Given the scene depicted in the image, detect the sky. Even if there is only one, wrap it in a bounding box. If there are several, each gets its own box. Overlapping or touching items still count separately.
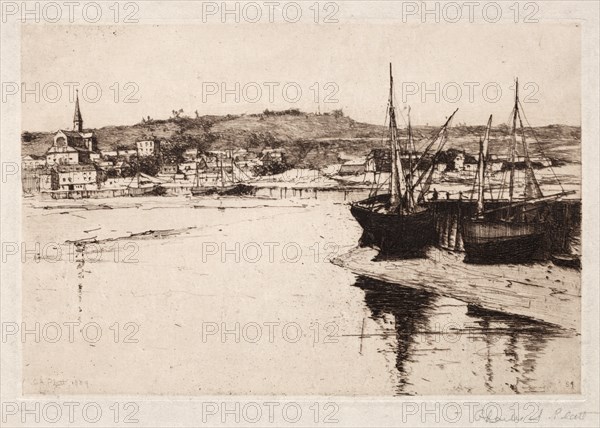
[20,21,581,131]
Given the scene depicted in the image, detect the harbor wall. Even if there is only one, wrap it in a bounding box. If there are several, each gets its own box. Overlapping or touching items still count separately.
[41,188,148,199]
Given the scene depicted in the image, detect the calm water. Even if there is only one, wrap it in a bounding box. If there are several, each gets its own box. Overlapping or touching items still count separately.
[22,192,579,395]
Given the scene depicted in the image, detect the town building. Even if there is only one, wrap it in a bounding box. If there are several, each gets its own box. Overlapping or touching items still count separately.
[46,144,80,165]
[101,150,118,158]
[260,148,285,162]
[50,164,98,191]
[117,149,137,159]
[365,149,392,173]
[180,161,198,175]
[21,154,46,170]
[435,163,447,173]
[452,153,465,170]
[338,160,366,176]
[463,159,478,172]
[136,140,160,157]
[183,148,198,160]
[159,164,178,175]
[46,91,98,166]
[39,172,52,190]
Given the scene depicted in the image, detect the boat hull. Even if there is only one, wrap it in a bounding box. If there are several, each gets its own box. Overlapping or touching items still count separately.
[350,196,435,256]
[462,219,546,264]
[191,184,256,197]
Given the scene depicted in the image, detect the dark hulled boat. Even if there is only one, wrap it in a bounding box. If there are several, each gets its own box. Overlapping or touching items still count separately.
[351,194,435,255]
[350,64,457,256]
[462,82,574,264]
[191,183,256,196]
[462,218,547,263]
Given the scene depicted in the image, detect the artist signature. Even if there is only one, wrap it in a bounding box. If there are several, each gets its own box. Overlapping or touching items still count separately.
[550,408,598,421]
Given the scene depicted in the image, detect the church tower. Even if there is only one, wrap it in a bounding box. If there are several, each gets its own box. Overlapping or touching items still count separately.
[73,90,83,132]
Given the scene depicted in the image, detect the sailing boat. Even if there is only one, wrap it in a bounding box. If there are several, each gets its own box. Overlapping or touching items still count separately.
[350,64,458,256]
[128,144,159,196]
[190,151,255,196]
[462,80,574,264]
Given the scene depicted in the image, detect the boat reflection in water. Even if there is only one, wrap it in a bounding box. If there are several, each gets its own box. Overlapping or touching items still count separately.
[352,275,578,395]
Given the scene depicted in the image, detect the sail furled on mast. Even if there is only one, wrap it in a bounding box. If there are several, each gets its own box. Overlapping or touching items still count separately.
[388,63,405,211]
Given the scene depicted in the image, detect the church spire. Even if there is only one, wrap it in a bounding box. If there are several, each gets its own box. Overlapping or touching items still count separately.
[73,90,83,132]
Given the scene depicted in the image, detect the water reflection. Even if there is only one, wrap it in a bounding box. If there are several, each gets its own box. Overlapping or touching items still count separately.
[353,275,436,395]
[352,275,577,395]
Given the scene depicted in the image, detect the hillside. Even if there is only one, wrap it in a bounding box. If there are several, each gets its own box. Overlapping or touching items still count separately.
[22,111,581,168]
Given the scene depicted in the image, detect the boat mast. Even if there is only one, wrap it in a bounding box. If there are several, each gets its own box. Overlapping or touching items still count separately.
[136,144,140,188]
[476,115,492,216]
[195,141,200,187]
[230,152,235,183]
[217,153,223,187]
[388,63,404,212]
[406,106,414,211]
[508,78,519,214]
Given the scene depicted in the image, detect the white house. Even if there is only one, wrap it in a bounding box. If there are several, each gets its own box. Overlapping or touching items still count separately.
[136,140,160,157]
[46,145,80,165]
[21,155,46,169]
[184,148,198,160]
[50,164,98,191]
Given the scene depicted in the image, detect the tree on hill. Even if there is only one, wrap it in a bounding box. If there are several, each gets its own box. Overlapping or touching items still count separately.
[332,109,344,119]
[244,131,280,150]
[126,155,160,177]
[252,156,291,176]
[21,131,35,142]
[162,137,192,167]
[262,108,302,117]
[171,109,184,119]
